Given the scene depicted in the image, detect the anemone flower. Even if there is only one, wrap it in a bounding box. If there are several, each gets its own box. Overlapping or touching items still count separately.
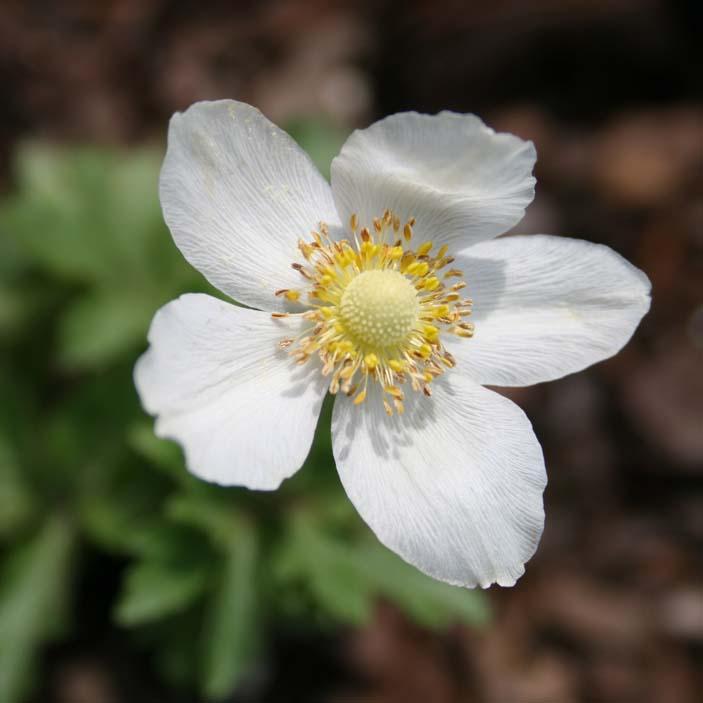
[135,101,650,588]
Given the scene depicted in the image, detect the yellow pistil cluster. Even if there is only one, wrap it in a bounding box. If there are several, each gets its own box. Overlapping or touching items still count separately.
[273,210,474,415]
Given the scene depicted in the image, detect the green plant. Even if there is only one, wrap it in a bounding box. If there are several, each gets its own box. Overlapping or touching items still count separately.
[0,124,489,702]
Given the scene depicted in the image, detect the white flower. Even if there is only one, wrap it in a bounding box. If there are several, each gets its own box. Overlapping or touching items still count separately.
[134,100,651,589]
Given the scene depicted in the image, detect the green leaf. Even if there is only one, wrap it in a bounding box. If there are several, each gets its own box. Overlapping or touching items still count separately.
[0,515,75,703]
[2,148,114,282]
[4,145,164,284]
[275,519,373,625]
[167,495,242,545]
[166,496,262,697]
[0,282,46,340]
[278,516,490,630]
[201,516,260,700]
[359,542,491,629]
[82,497,201,561]
[0,216,30,277]
[0,435,35,537]
[115,560,209,627]
[58,288,155,369]
[151,614,202,688]
[127,422,191,485]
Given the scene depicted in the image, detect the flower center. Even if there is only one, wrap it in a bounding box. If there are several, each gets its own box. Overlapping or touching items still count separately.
[272,210,474,416]
[339,270,419,350]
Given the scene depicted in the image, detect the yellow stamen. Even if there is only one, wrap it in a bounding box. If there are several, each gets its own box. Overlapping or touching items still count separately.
[417,241,433,256]
[275,209,473,409]
[364,353,379,371]
[389,359,406,373]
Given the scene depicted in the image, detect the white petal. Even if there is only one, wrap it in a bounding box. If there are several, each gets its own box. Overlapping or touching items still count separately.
[332,375,546,588]
[331,111,535,248]
[134,294,327,489]
[448,234,652,387]
[160,100,339,312]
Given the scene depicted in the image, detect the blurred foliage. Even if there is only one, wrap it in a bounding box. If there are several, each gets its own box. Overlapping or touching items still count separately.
[0,125,489,702]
